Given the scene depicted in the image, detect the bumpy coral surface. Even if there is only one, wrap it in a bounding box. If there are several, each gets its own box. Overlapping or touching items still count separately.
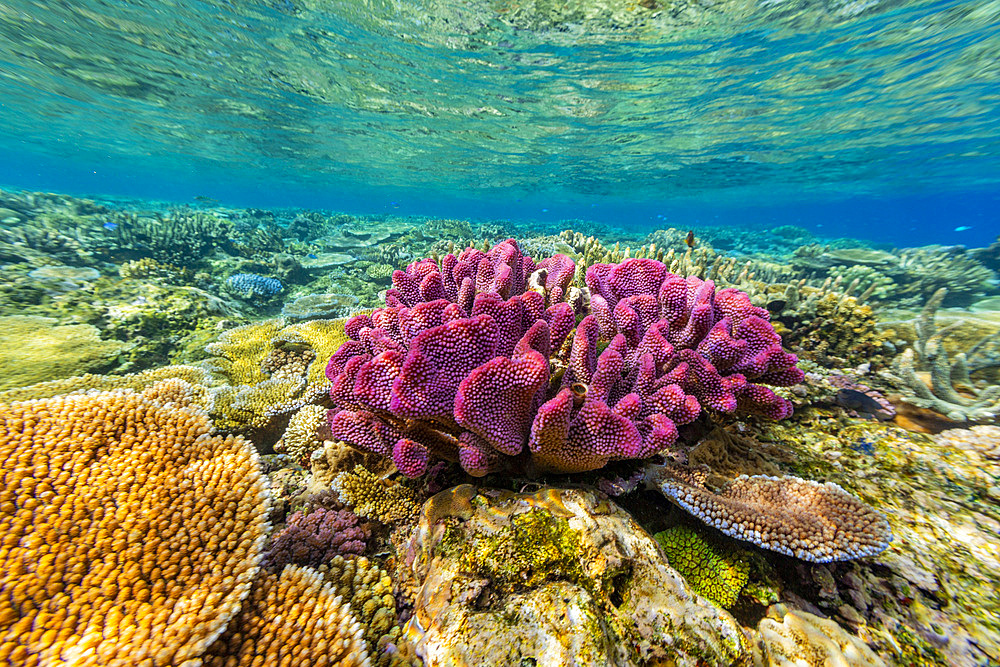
[653,526,749,608]
[645,464,892,562]
[326,241,802,476]
[264,507,369,569]
[319,555,421,667]
[0,380,270,666]
[333,465,420,524]
[203,564,371,667]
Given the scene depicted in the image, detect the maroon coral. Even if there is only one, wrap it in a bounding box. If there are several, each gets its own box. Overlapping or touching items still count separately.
[264,507,369,569]
[326,242,802,477]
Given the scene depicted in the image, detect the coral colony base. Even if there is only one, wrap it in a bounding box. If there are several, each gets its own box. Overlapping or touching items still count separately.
[2,191,1000,666]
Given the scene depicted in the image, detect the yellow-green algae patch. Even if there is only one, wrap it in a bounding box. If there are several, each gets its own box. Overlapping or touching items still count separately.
[0,315,129,389]
[757,410,997,665]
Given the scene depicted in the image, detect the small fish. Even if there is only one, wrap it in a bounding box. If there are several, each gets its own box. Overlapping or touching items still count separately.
[685,230,696,248]
[306,253,318,259]
[102,221,118,231]
[954,226,972,232]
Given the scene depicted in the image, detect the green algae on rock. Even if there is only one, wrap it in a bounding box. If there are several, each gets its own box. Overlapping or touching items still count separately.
[0,315,130,390]
[399,485,749,667]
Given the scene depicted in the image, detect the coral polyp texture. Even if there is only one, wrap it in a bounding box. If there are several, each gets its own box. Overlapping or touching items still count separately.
[645,464,892,562]
[326,240,803,476]
[0,379,270,667]
[653,526,750,609]
[203,564,372,667]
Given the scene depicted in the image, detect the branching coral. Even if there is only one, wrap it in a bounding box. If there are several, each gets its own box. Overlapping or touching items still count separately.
[203,565,371,667]
[274,403,328,463]
[332,466,420,524]
[0,380,270,666]
[644,464,892,562]
[886,288,1000,421]
[0,363,217,403]
[264,507,369,569]
[326,241,802,477]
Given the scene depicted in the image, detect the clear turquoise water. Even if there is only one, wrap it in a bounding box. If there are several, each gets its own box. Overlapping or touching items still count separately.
[1,0,998,244]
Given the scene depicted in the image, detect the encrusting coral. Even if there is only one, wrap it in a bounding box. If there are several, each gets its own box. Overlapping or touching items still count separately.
[332,466,420,524]
[653,525,750,609]
[326,239,803,477]
[0,379,270,666]
[319,555,421,667]
[203,564,372,667]
[644,464,892,562]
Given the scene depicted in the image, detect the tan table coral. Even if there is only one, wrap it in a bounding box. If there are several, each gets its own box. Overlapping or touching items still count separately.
[0,379,270,666]
[203,564,371,667]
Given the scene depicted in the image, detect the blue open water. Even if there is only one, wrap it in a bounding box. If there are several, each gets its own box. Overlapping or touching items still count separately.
[1,0,998,246]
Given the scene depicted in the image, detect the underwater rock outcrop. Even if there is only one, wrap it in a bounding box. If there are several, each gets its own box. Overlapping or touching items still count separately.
[399,485,748,666]
[326,240,803,477]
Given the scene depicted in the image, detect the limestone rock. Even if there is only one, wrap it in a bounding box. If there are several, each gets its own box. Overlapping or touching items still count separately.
[399,485,749,667]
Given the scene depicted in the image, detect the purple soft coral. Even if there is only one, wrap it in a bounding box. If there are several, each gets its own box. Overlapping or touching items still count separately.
[326,244,802,477]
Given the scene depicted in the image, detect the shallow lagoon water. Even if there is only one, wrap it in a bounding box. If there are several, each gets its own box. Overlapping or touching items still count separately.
[1,0,999,665]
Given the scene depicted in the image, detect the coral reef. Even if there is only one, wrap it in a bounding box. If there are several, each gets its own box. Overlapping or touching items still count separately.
[399,485,748,666]
[319,555,421,667]
[274,403,328,463]
[332,466,420,524]
[264,506,369,569]
[327,241,802,477]
[653,526,750,608]
[0,315,130,389]
[281,292,360,321]
[0,363,217,403]
[224,272,283,298]
[644,464,893,562]
[102,208,235,267]
[0,380,270,666]
[885,288,1000,421]
[203,564,371,667]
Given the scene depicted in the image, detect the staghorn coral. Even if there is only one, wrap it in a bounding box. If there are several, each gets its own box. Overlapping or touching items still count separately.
[0,315,130,390]
[886,288,1000,421]
[103,208,235,267]
[755,606,885,667]
[644,464,892,562]
[274,403,328,463]
[0,379,270,666]
[327,242,802,477]
[264,507,369,569]
[203,564,371,667]
[653,526,750,609]
[332,466,419,524]
[895,245,996,307]
[319,555,421,667]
